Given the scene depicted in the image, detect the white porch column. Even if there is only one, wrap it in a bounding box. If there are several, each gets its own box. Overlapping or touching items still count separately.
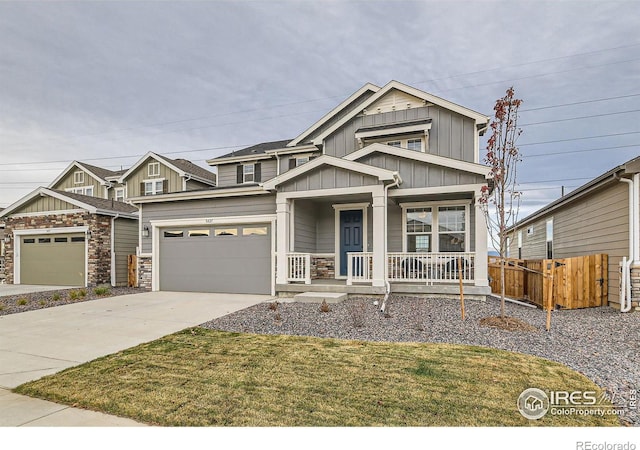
[474,196,489,287]
[276,195,291,285]
[372,185,386,287]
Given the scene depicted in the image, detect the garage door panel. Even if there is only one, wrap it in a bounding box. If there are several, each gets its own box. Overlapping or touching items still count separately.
[159,224,271,294]
[20,233,85,286]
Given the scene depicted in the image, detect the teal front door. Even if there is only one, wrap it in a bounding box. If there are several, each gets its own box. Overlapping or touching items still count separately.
[339,210,363,276]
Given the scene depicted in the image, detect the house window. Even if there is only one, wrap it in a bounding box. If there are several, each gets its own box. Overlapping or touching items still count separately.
[527,226,534,235]
[243,164,255,183]
[387,141,402,148]
[148,162,160,177]
[188,229,210,237]
[407,139,422,151]
[243,226,268,236]
[506,237,510,258]
[66,186,94,196]
[163,230,183,238]
[115,187,125,202]
[144,180,164,196]
[215,228,238,236]
[517,231,523,259]
[438,206,466,252]
[404,203,469,253]
[73,171,84,184]
[295,156,310,167]
[406,207,432,252]
[546,219,554,259]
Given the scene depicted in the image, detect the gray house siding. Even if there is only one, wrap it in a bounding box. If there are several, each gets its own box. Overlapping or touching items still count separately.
[141,194,276,253]
[114,218,138,286]
[324,106,476,162]
[186,179,213,191]
[510,181,630,305]
[358,153,485,189]
[279,166,380,192]
[294,200,317,253]
[216,160,277,187]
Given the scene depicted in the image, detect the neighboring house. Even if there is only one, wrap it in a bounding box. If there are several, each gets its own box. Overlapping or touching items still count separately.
[507,156,640,310]
[0,154,216,287]
[131,80,493,298]
[0,188,138,287]
[0,210,5,282]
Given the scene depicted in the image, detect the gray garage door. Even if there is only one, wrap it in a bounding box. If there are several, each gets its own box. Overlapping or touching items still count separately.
[20,233,85,286]
[159,224,271,294]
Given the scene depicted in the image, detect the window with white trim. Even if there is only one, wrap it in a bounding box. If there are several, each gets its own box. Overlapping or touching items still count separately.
[517,231,523,259]
[404,203,468,252]
[546,219,553,259]
[73,171,84,184]
[387,141,402,148]
[66,186,94,196]
[144,180,164,195]
[406,138,423,151]
[295,156,310,167]
[384,137,425,152]
[148,162,160,177]
[115,187,125,202]
[243,164,255,183]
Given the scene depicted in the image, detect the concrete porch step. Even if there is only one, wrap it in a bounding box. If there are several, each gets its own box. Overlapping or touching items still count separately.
[294,292,348,304]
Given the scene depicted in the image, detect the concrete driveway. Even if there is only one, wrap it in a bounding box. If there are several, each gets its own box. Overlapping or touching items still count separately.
[0,284,78,296]
[0,290,271,426]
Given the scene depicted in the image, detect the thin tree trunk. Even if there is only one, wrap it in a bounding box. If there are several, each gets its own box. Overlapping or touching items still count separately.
[500,257,506,318]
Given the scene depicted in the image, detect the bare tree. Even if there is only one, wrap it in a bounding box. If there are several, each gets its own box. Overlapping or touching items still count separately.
[478,87,523,318]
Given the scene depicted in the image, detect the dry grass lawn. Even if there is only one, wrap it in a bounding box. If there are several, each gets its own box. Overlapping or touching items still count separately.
[15,329,620,426]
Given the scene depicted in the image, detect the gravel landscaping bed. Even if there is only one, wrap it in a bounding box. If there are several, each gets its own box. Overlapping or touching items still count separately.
[203,295,640,426]
[0,286,144,316]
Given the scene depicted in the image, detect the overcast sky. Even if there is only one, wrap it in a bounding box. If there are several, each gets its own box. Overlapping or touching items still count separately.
[1,0,639,220]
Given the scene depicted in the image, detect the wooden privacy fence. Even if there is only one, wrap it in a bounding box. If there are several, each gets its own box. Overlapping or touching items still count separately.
[488,254,608,309]
[128,254,138,288]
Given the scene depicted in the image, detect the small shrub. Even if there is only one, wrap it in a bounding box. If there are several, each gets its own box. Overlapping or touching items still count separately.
[347,299,367,328]
[69,290,79,301]
[94,286,110,296]
[0,305,5,311]
[319,300,331,313]
[52,292,61,301]
[17,298,28,306]
[274,312,282,322]
[78,289,87,298]
[268,301,279,311]
[39,300,46,306]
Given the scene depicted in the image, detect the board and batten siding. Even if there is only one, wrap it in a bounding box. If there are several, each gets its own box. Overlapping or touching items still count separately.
[279,166,380,192]
[141,194,276,253]
[51,170,104,197]
[126,157,183,197]
[15,196,77,214]
[510,181,630,305]
[114,218,138,286]
[358,153,485,189]
[216,160,277,187]
[323,106,476,163]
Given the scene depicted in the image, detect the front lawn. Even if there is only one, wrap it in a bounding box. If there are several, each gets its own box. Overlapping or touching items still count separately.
[14,329,619,426]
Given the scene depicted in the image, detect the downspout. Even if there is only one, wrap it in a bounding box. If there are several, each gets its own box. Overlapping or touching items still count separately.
[380,172,402,313]
[274,152,281,176]
[110,214,120,287]
[618,175,633,312]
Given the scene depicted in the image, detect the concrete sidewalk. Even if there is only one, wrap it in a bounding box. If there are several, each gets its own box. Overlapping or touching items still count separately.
[0,291,271,426]
[0,284,78,296]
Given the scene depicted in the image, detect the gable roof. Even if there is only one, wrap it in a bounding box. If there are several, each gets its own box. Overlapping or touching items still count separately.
[262,154,398,190]
[307,80,490,146]
[507,155,640,231]
[345,143,491,177]
[288,82,381,147]
[118,152,216,186]
[0,187,138,219]
[214,140,292,160]
[48,161,119,188]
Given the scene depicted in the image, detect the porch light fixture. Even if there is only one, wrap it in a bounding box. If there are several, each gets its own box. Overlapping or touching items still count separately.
[87,230,92,240]
[142,226,150,238]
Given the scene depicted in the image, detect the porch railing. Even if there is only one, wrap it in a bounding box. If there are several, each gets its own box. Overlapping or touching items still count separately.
[346,252,373,285]
[388,252,475,284]
[286,252,311,284]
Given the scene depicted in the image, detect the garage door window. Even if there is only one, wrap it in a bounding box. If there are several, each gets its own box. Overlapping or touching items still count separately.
[188,229,210,237]
[164,230,184,238]
[71,236,85,242]
[215,228,237,236]
[38,238,51,243]
[24,238,35,244]
[55,237,68,243]
[243,226,268,236]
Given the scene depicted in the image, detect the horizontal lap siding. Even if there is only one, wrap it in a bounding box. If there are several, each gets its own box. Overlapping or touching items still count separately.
[114,218,138,286]
[141,194,276,253]
[216,160,277,187]
[294,201,317,253]
[316,203,335,253]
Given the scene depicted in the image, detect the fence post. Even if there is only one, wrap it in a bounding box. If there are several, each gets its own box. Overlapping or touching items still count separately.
[458,256,465,321]
[305,254,311,285]
[546,261,554,331]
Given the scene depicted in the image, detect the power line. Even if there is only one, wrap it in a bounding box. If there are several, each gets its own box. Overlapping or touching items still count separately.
[519,177,593,184]
[520,109,640,127]
[519,131,640,147]
[525,143,639,158]
[520,93,640,112]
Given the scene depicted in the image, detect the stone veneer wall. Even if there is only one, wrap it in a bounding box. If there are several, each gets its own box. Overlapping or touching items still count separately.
[311,255,335,279]
[4,212,111,286]
[629,265,640,310]
[138,256,152,290]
